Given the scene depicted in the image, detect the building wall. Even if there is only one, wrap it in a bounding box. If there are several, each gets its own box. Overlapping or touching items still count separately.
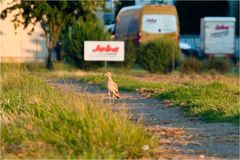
[0,0,47,63]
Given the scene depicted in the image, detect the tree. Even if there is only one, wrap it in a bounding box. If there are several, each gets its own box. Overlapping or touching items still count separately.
[1,0,104,69]
[115,0,135,19]
[61,17,110,70]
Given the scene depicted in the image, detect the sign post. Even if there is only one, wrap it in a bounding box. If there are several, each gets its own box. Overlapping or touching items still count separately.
[104,61,107,68]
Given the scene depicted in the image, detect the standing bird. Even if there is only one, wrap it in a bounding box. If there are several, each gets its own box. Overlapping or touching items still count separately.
[104,72,120,104]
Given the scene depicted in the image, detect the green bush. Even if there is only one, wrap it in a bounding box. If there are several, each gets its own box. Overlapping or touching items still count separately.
[207,58,232,73]
[112,40,137,69]
[180,57,204,74]
[138,39,180,73]
[62,17,110,70]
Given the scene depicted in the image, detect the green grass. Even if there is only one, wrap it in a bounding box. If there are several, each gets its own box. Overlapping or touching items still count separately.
[92,64,149,76]
[25,61,237,124]
[1,63,156,159]
[80,73,239,124]
[157,82,239,123]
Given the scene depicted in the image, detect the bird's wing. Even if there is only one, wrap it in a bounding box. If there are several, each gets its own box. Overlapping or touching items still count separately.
[109,81,120,98]
[112,81,118,92]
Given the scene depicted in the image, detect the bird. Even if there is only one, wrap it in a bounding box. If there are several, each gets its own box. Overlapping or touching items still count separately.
[104,72,120,104]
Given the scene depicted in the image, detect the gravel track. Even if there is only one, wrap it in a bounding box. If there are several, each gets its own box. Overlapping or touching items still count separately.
[49,79,239,159]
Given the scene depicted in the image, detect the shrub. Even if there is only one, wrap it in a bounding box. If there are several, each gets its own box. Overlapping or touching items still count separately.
[179,57,204,74]
[138,39,180,73]
[112,40,137,69]
[62,17,110,70]
[207,58,232,73]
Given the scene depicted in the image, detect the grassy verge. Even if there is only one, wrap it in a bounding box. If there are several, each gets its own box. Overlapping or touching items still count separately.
[1,63,156,159]
[80,73,239,124]
[19,62,238,124]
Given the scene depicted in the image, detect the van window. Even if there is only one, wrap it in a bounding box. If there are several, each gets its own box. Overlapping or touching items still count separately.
[142,14,177,34]
[128,16,139,34]
[117,15,139,36]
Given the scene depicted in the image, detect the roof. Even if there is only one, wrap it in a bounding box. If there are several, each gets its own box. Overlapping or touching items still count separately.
[118,4,176,15]
[119,5,144,13]
[202,17,236,22]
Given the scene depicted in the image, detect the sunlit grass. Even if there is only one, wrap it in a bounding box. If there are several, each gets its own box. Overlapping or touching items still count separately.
[93,64,149,75]
[157,81,239,123]
[1,63,156,159]
[80,73,239,124]
[15,62,238,124]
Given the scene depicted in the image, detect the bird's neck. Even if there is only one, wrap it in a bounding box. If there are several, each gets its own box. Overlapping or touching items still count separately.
[107,77,113,81]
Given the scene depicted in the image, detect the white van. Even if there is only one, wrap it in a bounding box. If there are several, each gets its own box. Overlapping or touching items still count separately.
[115,5,179,44]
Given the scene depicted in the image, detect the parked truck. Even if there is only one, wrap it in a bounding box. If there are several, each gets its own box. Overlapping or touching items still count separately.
[200,17,236,58]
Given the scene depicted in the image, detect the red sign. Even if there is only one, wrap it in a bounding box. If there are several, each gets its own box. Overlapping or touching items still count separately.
[84,41,124,61]
[92,45,119,53]
[215,25,229,30]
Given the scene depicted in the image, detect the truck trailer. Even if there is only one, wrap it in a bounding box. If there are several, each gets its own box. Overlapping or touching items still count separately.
[200,17,236,58]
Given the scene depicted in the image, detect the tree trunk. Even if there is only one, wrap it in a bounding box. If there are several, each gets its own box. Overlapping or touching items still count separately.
[46,48,54,70]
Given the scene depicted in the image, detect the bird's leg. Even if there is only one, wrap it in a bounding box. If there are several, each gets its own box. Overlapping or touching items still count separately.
[113,95,115,104]
[108,90,111,104]
[111,93,113,104]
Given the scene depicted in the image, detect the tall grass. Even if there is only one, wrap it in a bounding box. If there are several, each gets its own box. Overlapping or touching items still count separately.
[80,73,239,124]
[1,63,155,159]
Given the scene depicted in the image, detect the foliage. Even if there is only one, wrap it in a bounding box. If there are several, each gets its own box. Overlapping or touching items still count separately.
[62,17,110,70]
[1,1,104,69]
[122,40,137,68]
[179,57,204,74]
[111,40,137,69]
[138,39,180,73]
[207,58,232,73]
[1,64,155,158]
[115,0,135,19]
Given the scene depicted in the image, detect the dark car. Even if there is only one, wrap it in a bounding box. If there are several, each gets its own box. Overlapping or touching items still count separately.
[179,42,202,58]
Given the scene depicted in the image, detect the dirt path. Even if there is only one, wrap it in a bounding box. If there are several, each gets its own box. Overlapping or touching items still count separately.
[49,79,239,159]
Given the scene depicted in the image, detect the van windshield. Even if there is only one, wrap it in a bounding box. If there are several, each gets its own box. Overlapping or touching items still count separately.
[116,9,140,36]
[142,14,177,34]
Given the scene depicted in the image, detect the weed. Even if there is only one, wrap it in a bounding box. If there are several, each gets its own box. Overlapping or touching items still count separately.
[180,57,204,74]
